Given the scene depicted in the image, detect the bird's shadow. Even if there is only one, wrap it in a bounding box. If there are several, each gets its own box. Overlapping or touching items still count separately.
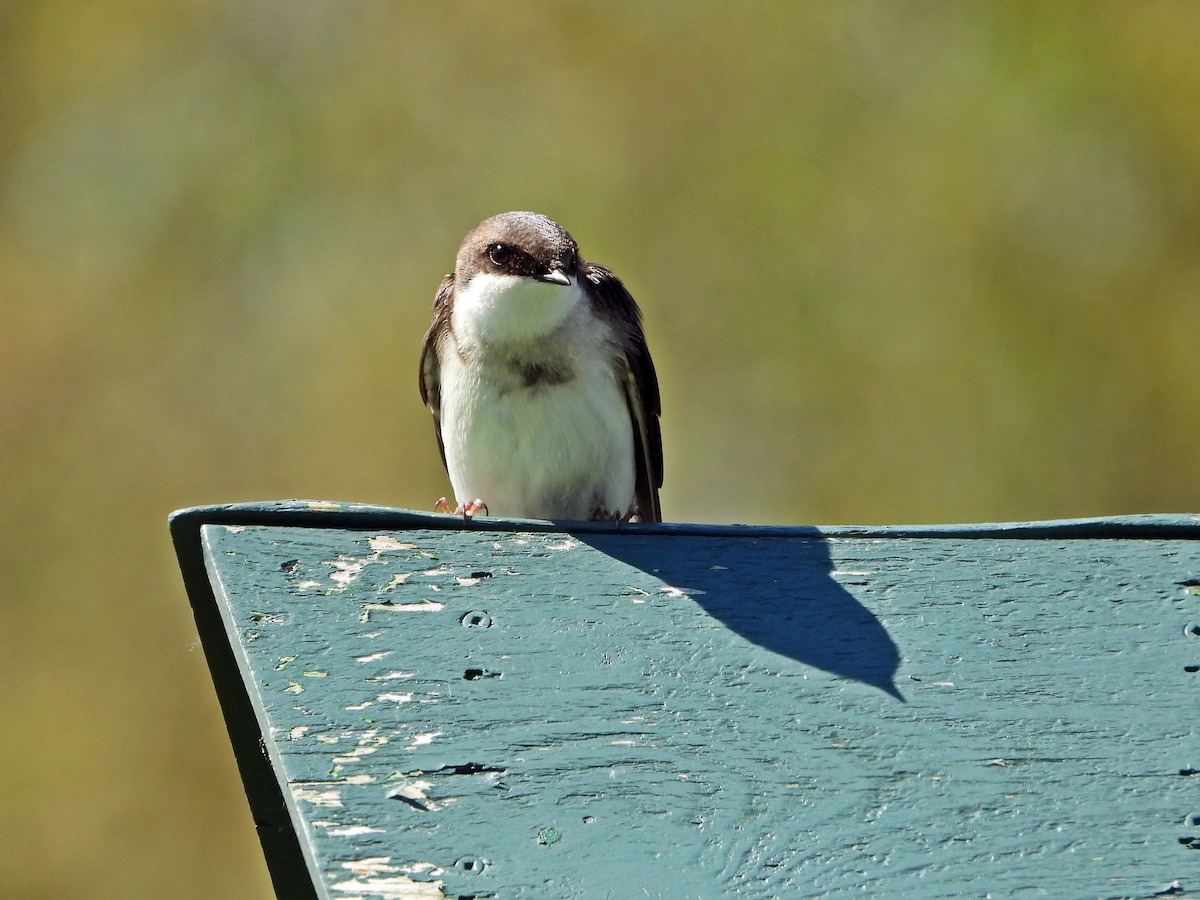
[572,528,904,701]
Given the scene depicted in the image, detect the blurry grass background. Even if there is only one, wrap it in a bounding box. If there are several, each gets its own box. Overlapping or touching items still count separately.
[2,2,1199,896]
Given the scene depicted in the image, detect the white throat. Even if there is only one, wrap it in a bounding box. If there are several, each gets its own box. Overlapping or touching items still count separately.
[451,272,581,350]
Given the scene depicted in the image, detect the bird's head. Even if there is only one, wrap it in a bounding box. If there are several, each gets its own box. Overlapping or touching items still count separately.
[451,211,584,347]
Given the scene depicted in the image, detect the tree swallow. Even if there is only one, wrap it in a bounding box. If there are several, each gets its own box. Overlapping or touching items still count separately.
[419,211,663,522]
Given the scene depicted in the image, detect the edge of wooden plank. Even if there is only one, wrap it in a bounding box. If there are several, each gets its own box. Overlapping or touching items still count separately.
[169,510,324,900]
[170,499,1200,540]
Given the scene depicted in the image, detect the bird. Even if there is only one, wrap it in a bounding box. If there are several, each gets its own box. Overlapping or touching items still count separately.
[419,211,662,522]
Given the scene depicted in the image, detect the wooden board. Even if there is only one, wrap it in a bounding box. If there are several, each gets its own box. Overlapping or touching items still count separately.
[170,503,1200,898]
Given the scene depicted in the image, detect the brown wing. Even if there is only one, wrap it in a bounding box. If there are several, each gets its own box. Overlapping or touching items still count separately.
[582,264,663,522]
[418,274,456,472]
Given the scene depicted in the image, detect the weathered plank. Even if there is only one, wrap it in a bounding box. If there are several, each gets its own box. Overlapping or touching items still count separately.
[171,503,1200,898]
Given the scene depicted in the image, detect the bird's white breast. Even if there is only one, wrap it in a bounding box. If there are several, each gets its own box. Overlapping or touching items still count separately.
[437,278,636,519]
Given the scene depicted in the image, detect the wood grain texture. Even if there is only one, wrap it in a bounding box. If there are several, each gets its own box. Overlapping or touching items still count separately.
[172,504,1200,899]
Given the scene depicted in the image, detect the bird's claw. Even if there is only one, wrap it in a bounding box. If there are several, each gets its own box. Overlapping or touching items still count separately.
[589,504,642,526]
[435,497,488,523]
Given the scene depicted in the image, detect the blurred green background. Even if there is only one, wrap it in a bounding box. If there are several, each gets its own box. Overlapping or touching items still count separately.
[2,2,1198,896]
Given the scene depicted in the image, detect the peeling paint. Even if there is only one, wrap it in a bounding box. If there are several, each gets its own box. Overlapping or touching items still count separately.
[355,651,392,663]
[659,584,703,598]
[330,858,447,898]
[293,787,343,808]
[363,601,445,612]
[326,825,385,837]
[342,857,395,875]
[388,779,436,809]
[329,873,445,898]
[326,555,373,589]
[333,746,380,764]
[405,731,442,750]
[369,536,416,552]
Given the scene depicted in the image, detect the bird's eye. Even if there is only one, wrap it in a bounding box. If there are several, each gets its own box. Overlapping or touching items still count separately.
[487,244,513,266]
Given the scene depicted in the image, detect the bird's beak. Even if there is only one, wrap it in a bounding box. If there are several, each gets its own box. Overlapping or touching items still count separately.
[539,269,571,286]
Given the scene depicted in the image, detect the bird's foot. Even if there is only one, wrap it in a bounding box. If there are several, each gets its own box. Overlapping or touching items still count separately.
[435,497,488,523]
[589,505,643,526]
[460,498,488,518]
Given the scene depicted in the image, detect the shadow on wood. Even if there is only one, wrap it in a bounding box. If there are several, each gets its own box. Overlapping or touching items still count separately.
[577,531,905,700]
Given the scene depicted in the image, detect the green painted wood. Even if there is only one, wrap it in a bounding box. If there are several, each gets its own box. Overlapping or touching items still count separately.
[170,503,1200,898]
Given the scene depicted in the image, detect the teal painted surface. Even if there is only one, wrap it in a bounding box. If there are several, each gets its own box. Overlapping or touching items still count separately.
[173,504,1200,898]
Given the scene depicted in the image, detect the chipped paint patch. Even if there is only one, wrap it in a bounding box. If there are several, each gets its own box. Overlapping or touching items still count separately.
[546,538,579,551]
[406,731,442,750]
[369,535,416,552]
[659,584,704,598]
[289,726,310,741]
[223,524,247,533]
[355,651,393,663]
[331,858,447,898]
[330,730,390,765]
[307,501,342,510]
[333,745,380,764]
[293,787,343,808]
[343,856,395,875]
[383,573,412,590]
[326,824,385,837]
[378,692,414,704]
[400,863,443,876]
[322,534,422,593]
[388,779,437,809]
[330,873,446,898]
[363,600,445,612]
[327,554,372,588]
